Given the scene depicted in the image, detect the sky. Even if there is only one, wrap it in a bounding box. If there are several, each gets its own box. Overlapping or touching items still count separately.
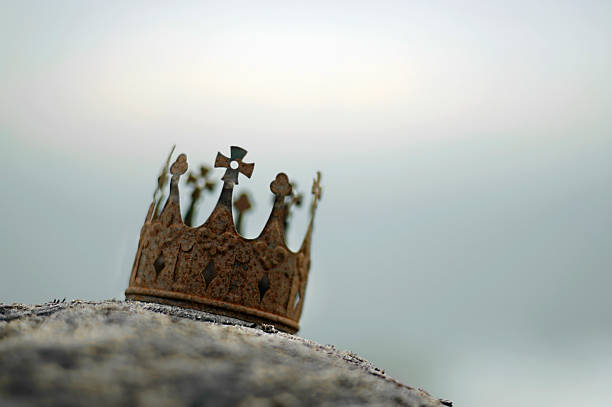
[1,1,611,406]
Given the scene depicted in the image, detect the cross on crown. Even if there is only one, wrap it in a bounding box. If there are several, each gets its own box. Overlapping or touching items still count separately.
[311,171,322,213]
[215,146,255,185]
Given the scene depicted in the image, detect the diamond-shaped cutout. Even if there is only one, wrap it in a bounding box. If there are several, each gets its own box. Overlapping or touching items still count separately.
[258,273,270,302]
[294,291,301,309]
[201,261,217,289]
[153,254,165,276]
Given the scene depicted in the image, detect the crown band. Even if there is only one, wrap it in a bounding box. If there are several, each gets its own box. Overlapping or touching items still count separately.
[125,287,300,332]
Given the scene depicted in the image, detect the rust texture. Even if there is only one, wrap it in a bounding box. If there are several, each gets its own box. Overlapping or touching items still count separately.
[126,146,322,333]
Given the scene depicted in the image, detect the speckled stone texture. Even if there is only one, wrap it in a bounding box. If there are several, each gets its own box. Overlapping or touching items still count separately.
[0,300,451,407]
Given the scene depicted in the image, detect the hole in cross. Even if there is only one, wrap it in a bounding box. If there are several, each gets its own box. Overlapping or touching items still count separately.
[230,160,239,169]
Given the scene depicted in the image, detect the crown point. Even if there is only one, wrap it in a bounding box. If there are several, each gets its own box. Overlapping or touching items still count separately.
[234,193,252,213]
[215,146,254,186]
[170,154,188,175]
[311,172,322,210]
[270,173,292,197]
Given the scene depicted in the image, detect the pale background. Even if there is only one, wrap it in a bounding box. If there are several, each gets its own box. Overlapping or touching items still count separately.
[1,1,611,406]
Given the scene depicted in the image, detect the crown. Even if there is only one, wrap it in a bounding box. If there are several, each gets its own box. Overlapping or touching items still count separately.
[125,146,322,333]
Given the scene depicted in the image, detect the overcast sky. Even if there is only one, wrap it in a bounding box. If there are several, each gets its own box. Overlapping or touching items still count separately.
[2,2,611,406]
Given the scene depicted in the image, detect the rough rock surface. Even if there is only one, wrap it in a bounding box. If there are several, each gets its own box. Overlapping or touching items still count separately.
[0,300,451,407]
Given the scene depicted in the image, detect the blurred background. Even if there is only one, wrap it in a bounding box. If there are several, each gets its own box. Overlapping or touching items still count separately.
[1,1,611,406]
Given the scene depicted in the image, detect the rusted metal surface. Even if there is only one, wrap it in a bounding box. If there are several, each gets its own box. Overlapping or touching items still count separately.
[126,146,322,333]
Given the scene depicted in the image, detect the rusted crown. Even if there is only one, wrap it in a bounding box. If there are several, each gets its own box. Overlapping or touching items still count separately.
[125,146,322,333]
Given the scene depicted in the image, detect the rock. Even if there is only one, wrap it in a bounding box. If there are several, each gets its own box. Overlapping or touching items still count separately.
[0,300,451,407]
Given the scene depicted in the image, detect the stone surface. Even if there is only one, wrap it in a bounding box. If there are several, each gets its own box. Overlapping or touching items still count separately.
[0,300,451,406]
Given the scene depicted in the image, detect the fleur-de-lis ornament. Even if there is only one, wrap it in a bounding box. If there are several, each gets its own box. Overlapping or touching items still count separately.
[153,145,176,218]
[311,171,322,215]
[284,181,304,233]
[184,165,218,226]
[233,192,253,234]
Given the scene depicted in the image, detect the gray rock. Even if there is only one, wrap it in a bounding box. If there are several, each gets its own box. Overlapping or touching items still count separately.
[0,300,451,407]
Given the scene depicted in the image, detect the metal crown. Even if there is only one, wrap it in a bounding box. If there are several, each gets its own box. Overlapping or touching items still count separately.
[125,146,322,333]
